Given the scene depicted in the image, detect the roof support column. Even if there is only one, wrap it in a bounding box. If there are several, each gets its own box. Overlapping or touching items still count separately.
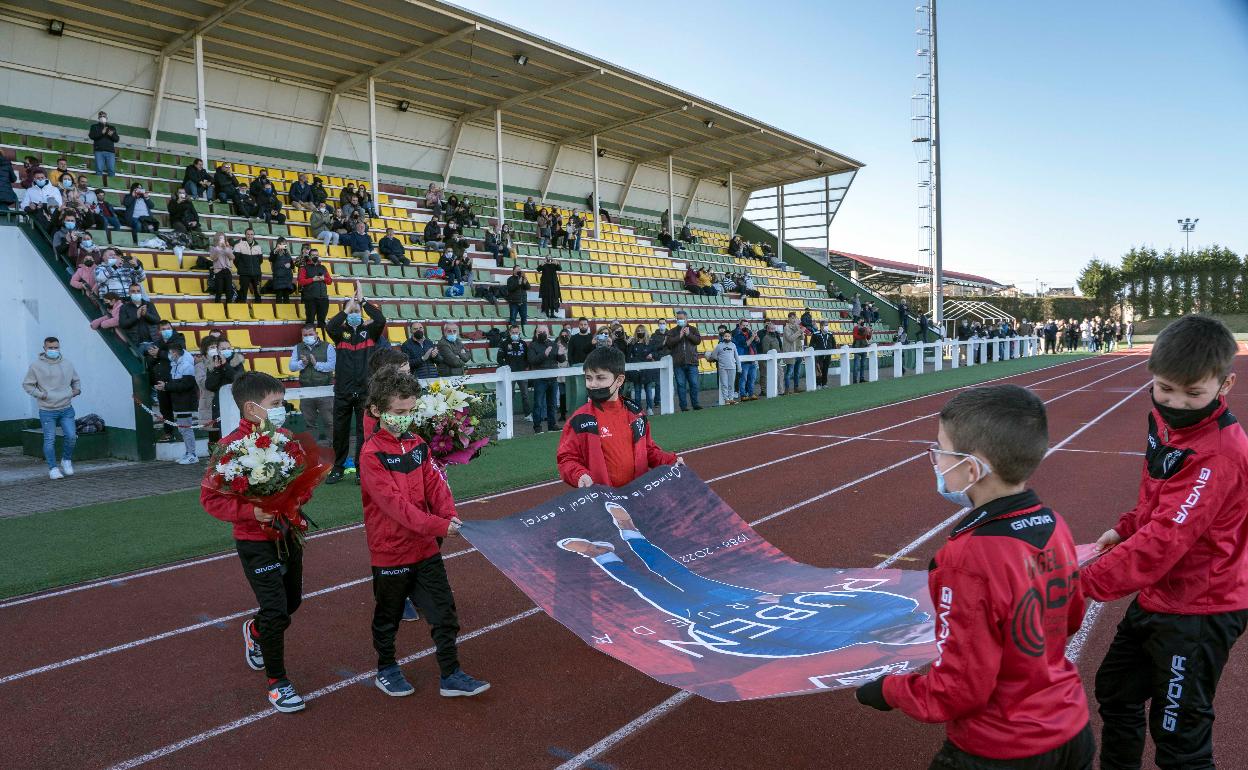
[314,93,339,171]
[591,133,600,240]
[617,162,639,215]
[367,77,379,202]
[538,144,562,202]
[193,35,208,165]
[727,170,734,234]
[441,118,465,185]
[776,184,785,258]
[494,108,505,233]
[146,55,170,148]
[666,155,674,234]
[680,176,700,225]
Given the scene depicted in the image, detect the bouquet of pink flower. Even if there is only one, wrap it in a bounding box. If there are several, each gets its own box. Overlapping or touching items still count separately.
[411,380,498,468]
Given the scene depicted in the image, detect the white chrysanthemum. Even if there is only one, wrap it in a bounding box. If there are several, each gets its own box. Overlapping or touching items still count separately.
[250,464,274,484]
[215,462,233,477]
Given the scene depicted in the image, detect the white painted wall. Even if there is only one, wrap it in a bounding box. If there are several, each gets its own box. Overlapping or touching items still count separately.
[0,18,732,225]
[0,229,136,432]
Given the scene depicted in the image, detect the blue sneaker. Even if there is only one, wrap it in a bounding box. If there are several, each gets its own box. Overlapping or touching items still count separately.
[402,598,420,622]
[439,669,490,697]
[375,664,415,697]
[267,678,306,713]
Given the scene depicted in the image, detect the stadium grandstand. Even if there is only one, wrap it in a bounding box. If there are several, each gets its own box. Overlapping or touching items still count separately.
[0,0,904,459]
[824,249,1007,296]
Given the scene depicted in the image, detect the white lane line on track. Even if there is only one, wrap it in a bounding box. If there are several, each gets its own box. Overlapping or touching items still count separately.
[104,607,543,770]
[772,434,1144,458]
[1,356,1121,610]
[0,359,1144,686]
[552,372,1153,770]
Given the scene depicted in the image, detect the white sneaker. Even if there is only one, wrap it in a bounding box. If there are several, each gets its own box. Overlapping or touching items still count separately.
[48,467,64,480]
[177,454,198,465]
[61,459,75,476]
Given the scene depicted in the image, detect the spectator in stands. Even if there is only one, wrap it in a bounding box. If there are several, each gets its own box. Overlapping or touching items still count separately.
[758,321,782,394]
[800,309,816,335]
[269,238,296,304]
[71,252,99,296]
[484,222,512,268]
[311,202,339,248]
[93,248,126,297]
[552,211,569,249]
[120,283,161,354]
[659,227,683,253]
[356,183,377,218]
[697,268,717,296]
[288,323,335,444]
[285,173,313,211]
[121,183,159,242]
[425,182,444,216]
[423,217,445,253]
[88,111,119,183]
[740,271,760,299]
[567,317,595,366]
[496,324,530,416]
[341,194,367,225]
[310,176,328,207]
[255,178,286,225]
[297,249,332,330]
[167,187,202,237]
[183,158,213,200]
[679,223,696,244]
[23,337,81,479]
[156,342,200,464]
[156,319,185,354]
[213,163,243,212]
[506,266,531,331]
[0,152,17,211]
[18,156,44,189]
[660,209,671,233]
[710,330,740,405]
[248,171,271,202]
[898,299,909,334]
[665,310,702,411]
[203,336,244,445]
[61,174,99,230]
[233,228,264,303]
[435,322,470,377]
[325,285,385,483]
[781,312,807,394]
[90,293,124,339]
[536,208,552,249]
[21,169,61,230]
[115,251,148,300]
[851,293,862,319]
[526,324,564,433]
[523,197,538,221]
[93,188,121,237]
[683,266,702,295]
[444,192,460,216]
[624,326,656,415]
[209,233,236,304]
[811,320,836,387]
[401,322,438,379]
[377,227,411,266]
[50,211,80,261]
[733,321,760,400]
[67,230,100,269]
[851,318,872,383]
[533,256,559,319]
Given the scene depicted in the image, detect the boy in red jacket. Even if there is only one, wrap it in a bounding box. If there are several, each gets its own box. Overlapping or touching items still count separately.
[1083,315,1246,770]
[360,370,489,698]
[200,371,310,714]
[856,384,1094,769]
[557,346,682,488]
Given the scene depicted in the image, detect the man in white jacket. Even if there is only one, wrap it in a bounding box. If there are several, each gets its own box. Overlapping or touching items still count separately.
[21,170,63,232]
[22,337,81,479]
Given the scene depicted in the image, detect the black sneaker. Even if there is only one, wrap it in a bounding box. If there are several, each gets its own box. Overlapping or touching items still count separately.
[533,426,543,434]
[267,679,306,713]
[692,405,702,411]
[325,468,344,485]
[243,619,264,671]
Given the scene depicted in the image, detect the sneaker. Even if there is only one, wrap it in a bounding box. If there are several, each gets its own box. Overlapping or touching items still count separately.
[402,598,420,622]
[646,408,654,417]
[533,426,543,434]
[375,665,415,697]
[177,454,198,465]
[325,468,344,485]
[48,467,64,480]
[243,619,264,671]
[439,669,490,697]
[692,404,703,411]
[60,459,75,476]
[267,678,306,713]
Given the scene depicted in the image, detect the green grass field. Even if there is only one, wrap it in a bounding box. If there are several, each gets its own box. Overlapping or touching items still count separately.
[1135,314,1248,335]
[0,354,1093,598]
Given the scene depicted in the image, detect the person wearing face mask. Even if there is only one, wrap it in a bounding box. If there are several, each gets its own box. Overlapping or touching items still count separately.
[505,267,531,332]
[21,171,62,231]
[122,183,159,241]
[325,284,387,484]
[268,238,296,304]
[400,322,438,380]
[1079,316,1248,770]
[70,254,99,297]
[92,249,126,297]
[567,317,595,366]
[153,342,200,464]
[201,371,320,715]
[296,249,332,330]
[556,346,681,489]
[626,325,658,416]
[203,336,245,444]
[167,187,202,238]
[0,150,17,211]
[757,321,783,396]
[496,324,530,417]
[213,163,243,212]
[118,283,161,354]
[51,212,81,261]
[851,317,873,384]
[810,320,837,387]
[233,228,265,303]
[88,110,119,183]
[23,337,82,480]
[664,310,703,411]
[155,320,186,354]
[855,385,1094,770]
[733,321,761,401]
[288,323,336,445]
[435,322,470,378]
[710,331,740,405]
[525,324,565,433]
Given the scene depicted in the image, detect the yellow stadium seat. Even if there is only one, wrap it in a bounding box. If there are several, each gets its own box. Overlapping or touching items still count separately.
[250,304,277,321]
[274,302,302,321]
[252,357,281,377]
[172,303,202,322]
[224,304,251,321]
[153,302,173,319]
[201,303,229,322]
[150,277,179,295]
[226,329,252,348]
[154,254,180,271]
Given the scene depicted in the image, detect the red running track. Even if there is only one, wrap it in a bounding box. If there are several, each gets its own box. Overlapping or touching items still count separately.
[5,353,1246,770]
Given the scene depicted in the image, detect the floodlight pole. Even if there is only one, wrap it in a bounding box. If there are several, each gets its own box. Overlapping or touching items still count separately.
[194,34,209,165]
[1178,217,1198,252]
[930,0,945,326]
[727,170,735,234]
[591,134,601,239]
[495,109,505,232]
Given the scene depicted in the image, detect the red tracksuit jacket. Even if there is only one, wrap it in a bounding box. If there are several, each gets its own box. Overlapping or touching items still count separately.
[359,427,457,566]
[1083,399,1248,613]
[556,398,676,487]
[201,419,311,542]
[882,490,1089,760]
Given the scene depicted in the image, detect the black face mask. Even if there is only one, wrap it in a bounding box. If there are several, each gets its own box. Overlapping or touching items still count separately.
[1152,390,1222,430]
[587,384,616,404]
[535,333,548,343]
[411,331,424,341]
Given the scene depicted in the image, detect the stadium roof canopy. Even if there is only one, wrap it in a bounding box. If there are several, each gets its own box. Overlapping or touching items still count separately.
[827,249,1005,291]
[13,0,863,192]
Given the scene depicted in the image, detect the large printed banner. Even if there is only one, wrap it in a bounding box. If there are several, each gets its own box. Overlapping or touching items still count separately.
[460,465,939,702]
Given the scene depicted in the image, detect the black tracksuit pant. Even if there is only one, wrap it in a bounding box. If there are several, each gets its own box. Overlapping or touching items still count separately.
[303,297,329,330]
[331,390,366,470]
[237,273,262,303]
[236,533,304,680]
[928,724,1094,769]
[371,554,461,676]
[1096,599,1248,770]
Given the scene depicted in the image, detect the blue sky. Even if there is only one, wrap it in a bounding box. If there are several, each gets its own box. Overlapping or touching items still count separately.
[465,0,1248,290]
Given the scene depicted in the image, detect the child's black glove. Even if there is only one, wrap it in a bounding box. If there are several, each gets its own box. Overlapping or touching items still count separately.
[855,677,892,711]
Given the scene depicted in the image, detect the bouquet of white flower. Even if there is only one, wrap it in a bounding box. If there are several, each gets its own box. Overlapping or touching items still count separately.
[412,379,498,467]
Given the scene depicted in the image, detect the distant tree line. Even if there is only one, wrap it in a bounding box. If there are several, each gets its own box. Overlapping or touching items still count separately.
[1077,245,1242,318]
